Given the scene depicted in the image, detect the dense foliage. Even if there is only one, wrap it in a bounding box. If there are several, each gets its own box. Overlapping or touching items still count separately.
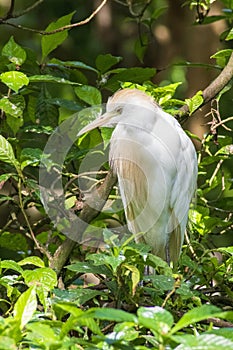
[0,0,233,349]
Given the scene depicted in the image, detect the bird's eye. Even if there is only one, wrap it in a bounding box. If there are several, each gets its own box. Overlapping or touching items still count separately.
[115,107,123,114]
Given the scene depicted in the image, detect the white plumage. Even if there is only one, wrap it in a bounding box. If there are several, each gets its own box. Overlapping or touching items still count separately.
[78,89,198,262]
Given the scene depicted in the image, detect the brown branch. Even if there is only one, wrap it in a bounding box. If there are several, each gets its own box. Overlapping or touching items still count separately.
[49,170,117,275]
[178,52,233,118]
[0,0,108,35]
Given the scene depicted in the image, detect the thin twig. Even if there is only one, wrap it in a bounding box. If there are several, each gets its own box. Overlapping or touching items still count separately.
[209,159,224,187]
[0,0,108,35]
[13,0,44,19]
[211,116,233,131]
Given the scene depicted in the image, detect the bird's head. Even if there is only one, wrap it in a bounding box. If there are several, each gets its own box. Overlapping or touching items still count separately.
[77,88,158,137]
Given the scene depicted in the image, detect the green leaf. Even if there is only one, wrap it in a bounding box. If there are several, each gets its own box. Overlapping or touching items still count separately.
[75,85,102,105]
[20,148,43,169]
[211,49,233,60]
[138,307,173,335]
[122,263,140,294]
[0,336,17,350]
[134,34,149,63]
[105,67,156,91]
[217,247,233,256]
[85,307,137,323]
[66,261,111,276]
[29,74,81,85]
[13,286,37,328]
[170,305,222,334]
[0,71,29,93]
[0,232,27,254]
[53,288,104,305]
[18,256,45,268]
[185,90,203,114]
[0,260,23,274]
[87,252,125,273]
[95,54,122,74]
[0,97,23,118]
[0,135,20,170]
[174,334,233,350]
[41,12,75,60]
[226,28,233,41]
[211,49,233,67]
[2,36,27,65]
[22,268,57,291]
[49,58,98,73]
[145,275,175,291]
[26,323,58,345]
[48,98,82,111]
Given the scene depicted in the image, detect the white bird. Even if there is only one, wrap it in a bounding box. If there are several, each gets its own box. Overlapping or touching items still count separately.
[78,89,198,263]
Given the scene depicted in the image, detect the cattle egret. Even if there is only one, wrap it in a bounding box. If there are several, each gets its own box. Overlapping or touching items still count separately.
[78,89,197,263]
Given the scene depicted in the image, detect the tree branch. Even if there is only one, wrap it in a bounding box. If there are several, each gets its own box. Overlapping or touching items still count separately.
[179,52,233,118]
[49,170,117,275]
[0,0,108,35]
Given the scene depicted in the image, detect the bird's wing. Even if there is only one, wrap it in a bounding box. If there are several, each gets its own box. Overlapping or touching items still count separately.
[167,120,198,260]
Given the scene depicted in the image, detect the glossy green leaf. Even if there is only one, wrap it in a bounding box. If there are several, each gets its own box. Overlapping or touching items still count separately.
[41,12,75,60]
[75,85,102,105]
[0,97,22,118]
[113,322,139,341]
[0,71,29,92]
[2,36,27,65]
[0,336,17,349]
[20,148,43,169]
[146,275,175,291]
[22,268,57,291]
[53,288,104,305]
[13,286,37,328]
[29,74,81,85]
[0,135,20,170]
[226,28,233,41]
[49,58,98,73]
[85,307,137,323]
[26,323,58,344]
[87,252,125,273]
[138,307,173,335]
[0,260,23,274]
[174,334,233,350]
[95,54,122,74]
[18,256,45,268]
[185,90,203,114]
[66,261,111,276]
[170,305,222,334]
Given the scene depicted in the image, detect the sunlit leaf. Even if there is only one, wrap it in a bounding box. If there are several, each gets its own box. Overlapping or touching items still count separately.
[138,306,173,335]
[170,305,222,334]
[13,286,37,328]
[0,71,29,92]
[2,36,27,65]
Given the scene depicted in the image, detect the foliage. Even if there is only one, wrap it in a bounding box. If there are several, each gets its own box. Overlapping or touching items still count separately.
[0,0,232,349]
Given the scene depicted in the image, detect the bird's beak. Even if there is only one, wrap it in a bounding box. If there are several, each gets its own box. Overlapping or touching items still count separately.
[77,111,117,137]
